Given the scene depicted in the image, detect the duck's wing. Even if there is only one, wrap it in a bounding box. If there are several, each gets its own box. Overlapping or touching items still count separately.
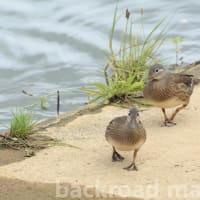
[106,116,127,133]
[169,74,194,102]
[172,74,193,88]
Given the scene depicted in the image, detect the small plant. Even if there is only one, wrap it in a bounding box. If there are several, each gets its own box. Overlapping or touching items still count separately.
[84,7,168,104]
[22,90,49,110]
[170,36,184,66]
[40,96,48,110]
[10,108,36,139]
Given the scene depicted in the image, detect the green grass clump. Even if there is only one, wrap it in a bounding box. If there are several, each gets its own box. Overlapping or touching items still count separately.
[84,7,168,104]
[10,108,36,139]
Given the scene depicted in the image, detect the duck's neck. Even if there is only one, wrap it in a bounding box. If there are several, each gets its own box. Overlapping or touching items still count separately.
[126,118,137,129]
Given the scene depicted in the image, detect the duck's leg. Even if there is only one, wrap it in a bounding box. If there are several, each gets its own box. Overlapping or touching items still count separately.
[124,149,138,171]
[161,108,176,127]
[169,104,187,121]
[112,147,124,162]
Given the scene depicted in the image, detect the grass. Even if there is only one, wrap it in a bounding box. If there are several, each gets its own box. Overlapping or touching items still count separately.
[84,7,169,104]
[10,108,36,139]
[170,36,185,67]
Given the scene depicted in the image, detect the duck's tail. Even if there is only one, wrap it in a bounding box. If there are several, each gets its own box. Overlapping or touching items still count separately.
[194,78,200,85]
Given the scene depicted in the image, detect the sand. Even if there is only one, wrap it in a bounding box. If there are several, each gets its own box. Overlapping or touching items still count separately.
[0,85,200,199]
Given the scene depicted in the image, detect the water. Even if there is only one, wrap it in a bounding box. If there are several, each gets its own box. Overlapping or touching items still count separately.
[0,0,200,130]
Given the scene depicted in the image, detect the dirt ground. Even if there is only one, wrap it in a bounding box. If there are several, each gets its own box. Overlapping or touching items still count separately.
[0,86,200,199]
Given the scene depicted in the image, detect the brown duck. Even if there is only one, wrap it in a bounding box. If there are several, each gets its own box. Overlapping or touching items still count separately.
[105,108,146,171]
[144,64,195,126]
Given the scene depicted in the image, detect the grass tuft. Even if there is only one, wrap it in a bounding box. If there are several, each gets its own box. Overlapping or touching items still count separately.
[10,108,36,139]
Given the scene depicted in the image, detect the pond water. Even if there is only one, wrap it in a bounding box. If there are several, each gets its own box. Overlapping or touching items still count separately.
[0,0,200,130]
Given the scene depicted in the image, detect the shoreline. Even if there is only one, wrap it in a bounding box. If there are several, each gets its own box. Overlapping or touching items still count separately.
[0,84,200,199]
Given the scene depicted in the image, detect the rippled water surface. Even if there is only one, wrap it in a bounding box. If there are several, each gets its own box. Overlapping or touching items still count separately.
[0,0,200,130]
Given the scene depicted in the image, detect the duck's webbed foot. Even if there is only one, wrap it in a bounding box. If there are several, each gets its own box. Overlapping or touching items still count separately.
[161,108,176,127]
[162,120,176,127]
[123,163,138,171]
[112,150,124,162]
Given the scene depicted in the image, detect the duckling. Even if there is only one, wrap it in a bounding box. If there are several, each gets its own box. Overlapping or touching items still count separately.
[144,64,194,126]
[105,108,146,171]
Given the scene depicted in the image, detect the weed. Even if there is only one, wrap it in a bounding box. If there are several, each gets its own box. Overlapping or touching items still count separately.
[10,108,36,139]
[84,7,168,104]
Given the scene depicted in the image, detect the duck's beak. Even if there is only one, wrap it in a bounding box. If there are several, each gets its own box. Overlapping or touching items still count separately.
[145,77,154,83]
[148,76,155,81]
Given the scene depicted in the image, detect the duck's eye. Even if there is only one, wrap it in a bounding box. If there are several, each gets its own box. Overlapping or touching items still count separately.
[155,68,159,73]
[137,113,139,117]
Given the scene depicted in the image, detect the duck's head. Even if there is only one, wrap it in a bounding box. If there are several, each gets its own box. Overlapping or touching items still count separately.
[148,64,166,81]
[127,108,141,128]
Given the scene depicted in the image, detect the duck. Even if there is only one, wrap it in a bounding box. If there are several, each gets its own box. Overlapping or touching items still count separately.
[105,108,146,171]
[143,64,194,126]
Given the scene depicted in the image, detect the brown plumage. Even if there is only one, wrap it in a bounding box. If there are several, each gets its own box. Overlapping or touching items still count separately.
[144,64,194,126]
[105,108,146,171]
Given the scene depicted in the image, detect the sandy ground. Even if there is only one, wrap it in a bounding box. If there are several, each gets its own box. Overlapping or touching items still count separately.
[0,86,200,199]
